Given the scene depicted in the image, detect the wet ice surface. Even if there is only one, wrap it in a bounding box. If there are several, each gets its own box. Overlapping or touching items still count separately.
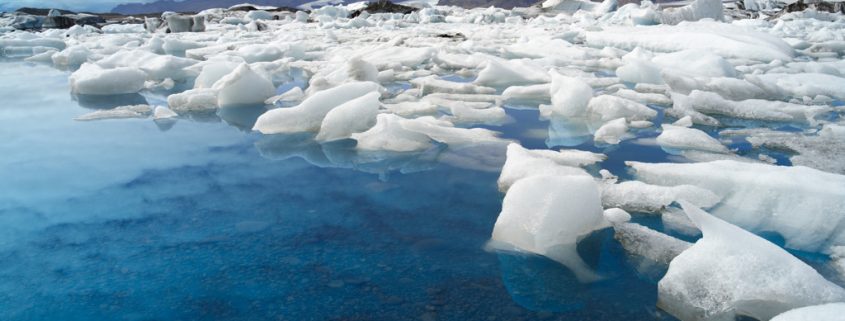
[0,62,680,321]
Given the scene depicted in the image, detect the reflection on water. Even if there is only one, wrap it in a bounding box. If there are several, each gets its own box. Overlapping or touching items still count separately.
[73,93,149,109]
[0,61,684,321]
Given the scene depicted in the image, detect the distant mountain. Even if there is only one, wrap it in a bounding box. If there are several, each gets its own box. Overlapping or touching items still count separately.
[111,0,310,15]
[112,0,541,15]
[439,0,538,9]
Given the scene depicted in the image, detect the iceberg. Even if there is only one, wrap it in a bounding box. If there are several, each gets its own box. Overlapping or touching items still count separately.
[540,72,593,118]
[629,160,845,252]
[474,59,549,87]
[213,63,277,107]
[586,95,657,122]
[593,118,628,145]
[74,105,152,121]
[656,124,729,154]
[771,303,845,321]
[658,201,845,321]
[658,0,723,25]
[254,82,380,134]
[69,63,146,96]
[497,143,597,192]
[351,114,436,152]
[601,180,721,213]
[491,175,607,282]
[315,92,380,142]
[167,88,218,113]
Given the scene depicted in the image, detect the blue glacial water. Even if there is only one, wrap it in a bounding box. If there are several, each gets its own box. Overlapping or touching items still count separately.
[1,61,836,321]
[0,61,679,321]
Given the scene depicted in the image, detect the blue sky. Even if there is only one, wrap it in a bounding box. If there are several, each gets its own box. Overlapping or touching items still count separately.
[0,0,155,12]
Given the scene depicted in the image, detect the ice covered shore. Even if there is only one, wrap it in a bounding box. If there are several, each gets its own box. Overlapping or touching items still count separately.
[2,0,845,320]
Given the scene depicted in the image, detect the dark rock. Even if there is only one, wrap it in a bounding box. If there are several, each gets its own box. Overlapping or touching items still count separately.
[816,0,845,13]
[436,32,466,40]
[15,7,76,16]
[228,4,261,11]
[111,0,314,15]
[770,0,845,19]
[74,15,106,26]
[43,16,76,29]
[11,14,43,30]
[350,0,418,18]
[156,13,206,33]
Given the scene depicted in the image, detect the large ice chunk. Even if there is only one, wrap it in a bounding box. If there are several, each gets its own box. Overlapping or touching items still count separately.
[213,63,276,107]
[658,0,723,25]
[167,88,218,113]
[474,59,549,87]
[656,124,728,154]
[97,50,198,81]
[756,73,845,100]
[69,63,146,96]
[586,95,657,122]
[629,160,845,252]
[491,175,607,282]
[685,90,831,124]
[74,105,152,121]
[315,92,380,142]
[657,201,845,321]
[601,180,721,213]
[497,143,598,192]
[771,303,845,321]
[253,82,380,134]
[651,49,736,78]
[351,114,436,152]
[586,21,794,62]
[613,222,691,266]
[593,118,629,145]
[540,72,593,118]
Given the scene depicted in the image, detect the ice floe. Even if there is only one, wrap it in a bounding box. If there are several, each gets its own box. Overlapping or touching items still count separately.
[658,201,845,321]
[630,160,845,252]
[491,175,607,282]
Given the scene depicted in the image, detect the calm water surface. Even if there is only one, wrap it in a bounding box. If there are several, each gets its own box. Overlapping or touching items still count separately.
[0,61,733,321]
